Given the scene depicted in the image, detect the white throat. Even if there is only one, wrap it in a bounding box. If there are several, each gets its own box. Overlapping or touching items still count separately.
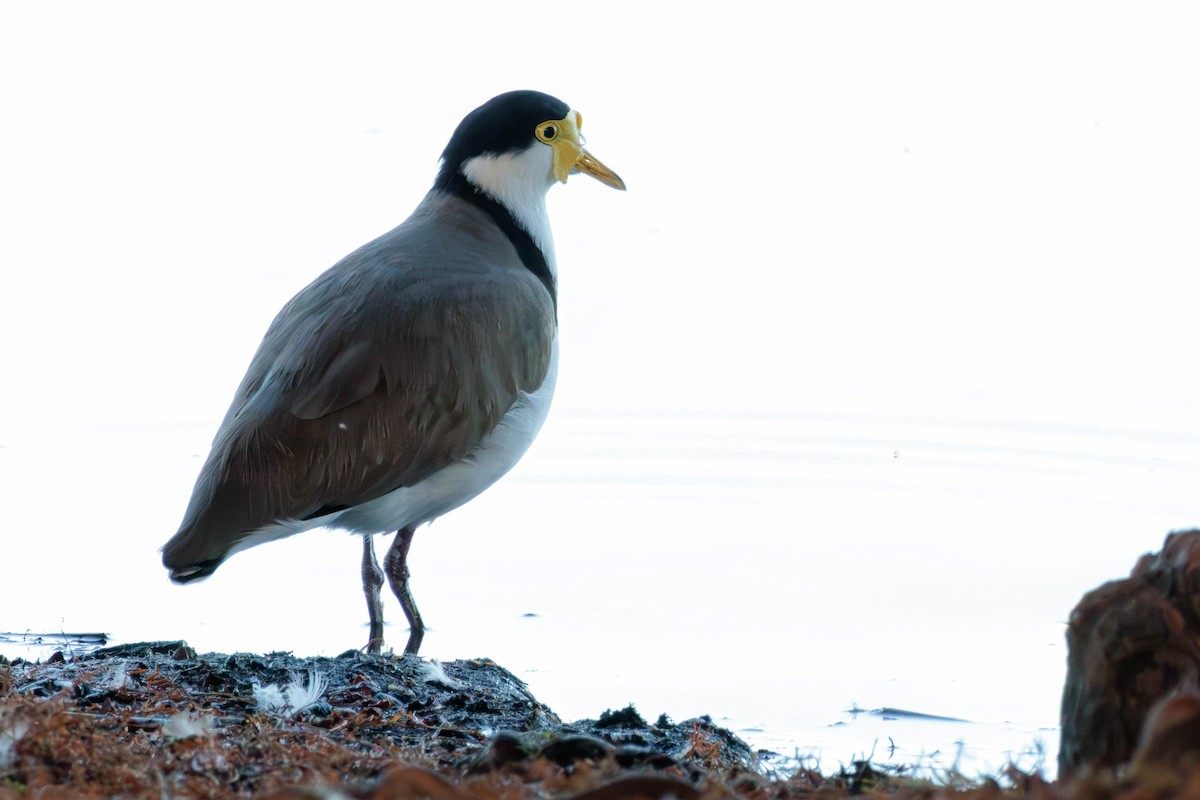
[461,145,558,278]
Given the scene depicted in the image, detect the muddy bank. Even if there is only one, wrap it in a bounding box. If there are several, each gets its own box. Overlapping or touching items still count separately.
[0,641,1099,798]
[0,642,777,798]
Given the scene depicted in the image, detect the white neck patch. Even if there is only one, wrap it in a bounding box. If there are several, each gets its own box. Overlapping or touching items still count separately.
[461,144,557,277]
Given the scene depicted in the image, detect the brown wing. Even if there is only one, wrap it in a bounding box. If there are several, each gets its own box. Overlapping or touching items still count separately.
[162,195,555,572]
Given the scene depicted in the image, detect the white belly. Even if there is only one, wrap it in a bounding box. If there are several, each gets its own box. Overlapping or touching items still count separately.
[228,337,558,556]
[337,338,558,533]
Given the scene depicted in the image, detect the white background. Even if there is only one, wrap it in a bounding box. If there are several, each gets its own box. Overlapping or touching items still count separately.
[3,2,1200,777]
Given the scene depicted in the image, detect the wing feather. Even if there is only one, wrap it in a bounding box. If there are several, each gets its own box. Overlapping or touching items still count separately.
[162,195,555,570]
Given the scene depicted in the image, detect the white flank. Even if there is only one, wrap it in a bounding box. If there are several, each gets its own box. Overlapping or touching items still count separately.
[231,337,560,551]
[336,338,559,535]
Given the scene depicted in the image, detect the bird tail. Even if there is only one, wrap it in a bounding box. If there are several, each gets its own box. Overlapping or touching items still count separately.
[161,532,227,583]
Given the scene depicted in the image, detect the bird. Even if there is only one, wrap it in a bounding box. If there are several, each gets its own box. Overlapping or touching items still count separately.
[161,90,625,655]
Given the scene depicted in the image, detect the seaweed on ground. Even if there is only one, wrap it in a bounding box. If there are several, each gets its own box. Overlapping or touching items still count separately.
[0,644,1107,799]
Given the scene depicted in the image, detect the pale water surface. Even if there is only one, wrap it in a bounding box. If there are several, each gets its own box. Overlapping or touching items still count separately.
[4,402,1199,777]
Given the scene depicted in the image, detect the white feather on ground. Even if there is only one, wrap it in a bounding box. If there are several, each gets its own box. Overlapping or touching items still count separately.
[0,712,30,769]
[417,659,463,689]
[251,668,327,717]
[161,711,216,741]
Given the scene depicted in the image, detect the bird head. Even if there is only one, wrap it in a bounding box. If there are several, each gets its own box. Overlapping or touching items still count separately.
[437,90,625,197]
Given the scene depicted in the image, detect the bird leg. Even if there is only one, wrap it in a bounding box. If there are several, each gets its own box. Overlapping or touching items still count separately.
[383,525,425,655]
[361,534,386,654]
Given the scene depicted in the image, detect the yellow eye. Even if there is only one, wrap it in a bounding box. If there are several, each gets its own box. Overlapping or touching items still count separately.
[537,122,558,142]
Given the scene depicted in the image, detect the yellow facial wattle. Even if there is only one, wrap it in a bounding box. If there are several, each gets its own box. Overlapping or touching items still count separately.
[536,110,625,190]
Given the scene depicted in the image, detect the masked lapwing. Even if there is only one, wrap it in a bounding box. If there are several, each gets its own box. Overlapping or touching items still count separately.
[161,90,625,655]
